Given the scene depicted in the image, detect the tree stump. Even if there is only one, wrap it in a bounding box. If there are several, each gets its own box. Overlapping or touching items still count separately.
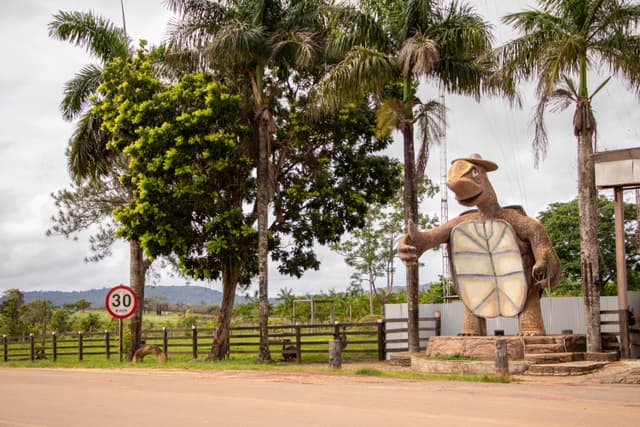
[329,339,342,369]
[132,344,167,363]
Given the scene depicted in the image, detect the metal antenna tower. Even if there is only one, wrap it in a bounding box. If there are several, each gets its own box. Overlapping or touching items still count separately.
[438,0,451,301]
[439,92,452,300]
[120,0,128,37]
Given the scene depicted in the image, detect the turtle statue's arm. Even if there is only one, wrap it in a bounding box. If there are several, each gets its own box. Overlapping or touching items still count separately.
[516,215,561,288]
[397,217,465,265]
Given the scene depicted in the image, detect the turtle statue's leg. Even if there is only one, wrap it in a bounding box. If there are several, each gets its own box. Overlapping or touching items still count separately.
[518,287,545,336]
[460,306,487,336]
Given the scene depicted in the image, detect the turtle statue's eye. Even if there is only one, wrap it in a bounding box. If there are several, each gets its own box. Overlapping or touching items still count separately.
[471,168,479,177]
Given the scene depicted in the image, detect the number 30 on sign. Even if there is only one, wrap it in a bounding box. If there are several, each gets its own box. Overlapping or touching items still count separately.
[105,285,138,319]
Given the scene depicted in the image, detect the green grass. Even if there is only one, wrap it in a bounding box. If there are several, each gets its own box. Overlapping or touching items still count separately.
[0,357,512,383]
[354,367,384,376]
[430,353,480,361]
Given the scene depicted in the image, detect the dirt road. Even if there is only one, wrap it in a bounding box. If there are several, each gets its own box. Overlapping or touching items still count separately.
[0,367,638,427]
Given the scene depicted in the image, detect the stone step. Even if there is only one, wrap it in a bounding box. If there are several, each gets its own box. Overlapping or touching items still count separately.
[526,361,609,376]
[522,336,562,345]
[524,352,584,364]
[524,343,565,354]
[584,351,620,362]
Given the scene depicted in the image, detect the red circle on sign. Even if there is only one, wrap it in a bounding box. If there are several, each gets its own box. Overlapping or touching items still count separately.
[105,285,138,319]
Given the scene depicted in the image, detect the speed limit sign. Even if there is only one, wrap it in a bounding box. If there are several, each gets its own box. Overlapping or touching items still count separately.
[105,285,138,319]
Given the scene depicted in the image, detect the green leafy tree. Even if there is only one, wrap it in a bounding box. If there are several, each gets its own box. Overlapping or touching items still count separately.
[96,50,254,360]
[273,288,295,320]
[0,289,27,336]
[79,312,103,333]
[314,0,512,351]
[332,181,438,315]
[538,196,640,292]
[74,299,91,312]
[100,47,401,359]
[50,308,72,334]
[166,0,332,362]
[496,0,640,352]
[47,11,155,360]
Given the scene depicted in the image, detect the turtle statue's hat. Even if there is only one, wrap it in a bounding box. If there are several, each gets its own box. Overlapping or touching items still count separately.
[451,153,498,172]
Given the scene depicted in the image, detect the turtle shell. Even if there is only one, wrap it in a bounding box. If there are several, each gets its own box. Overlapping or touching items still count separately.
[450,219,527,318]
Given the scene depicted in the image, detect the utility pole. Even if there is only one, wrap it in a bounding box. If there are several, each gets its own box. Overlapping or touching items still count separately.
[120,0,127,37]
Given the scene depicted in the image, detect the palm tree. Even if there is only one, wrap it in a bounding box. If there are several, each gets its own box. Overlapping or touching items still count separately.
[48,11,152,360]
[166,0,328,361]
[496,0,640,352]
[314,0,510,351]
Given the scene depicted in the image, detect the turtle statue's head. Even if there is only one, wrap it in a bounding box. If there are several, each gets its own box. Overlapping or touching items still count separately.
[447,154,498,208]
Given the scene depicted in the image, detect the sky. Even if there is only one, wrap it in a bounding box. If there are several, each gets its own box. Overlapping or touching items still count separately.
[0,0,639,298]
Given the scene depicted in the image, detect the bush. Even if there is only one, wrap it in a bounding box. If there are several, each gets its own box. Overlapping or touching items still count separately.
[50,309,71,333]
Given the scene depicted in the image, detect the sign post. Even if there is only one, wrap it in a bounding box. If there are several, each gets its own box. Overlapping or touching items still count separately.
[105,285,138,361]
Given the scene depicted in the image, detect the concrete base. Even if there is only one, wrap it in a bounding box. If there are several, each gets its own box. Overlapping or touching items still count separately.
[426,334,587,360]
[411,354,529,375]
[426,336,525,360]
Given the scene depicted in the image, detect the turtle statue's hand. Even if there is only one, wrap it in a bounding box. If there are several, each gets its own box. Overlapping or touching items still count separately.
[397,220,420,266]
[532,262,549,287]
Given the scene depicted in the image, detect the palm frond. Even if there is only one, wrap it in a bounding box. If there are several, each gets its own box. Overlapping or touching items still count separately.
[590,75,611,99]
[532,84,576,167]
[67,109,114,183]
[326,5,391,57]
[376,97,404,138]
[414,99,445,183]
[592,34,640,94]
[532,94,551,169]
[60,63,103,121]
[429,1,502,99]
[395,0,438,41]
[537,36,585,97]
[48,10,130,62]
[311,46,397,113]
[206,19,267,68]
[166,0,230,51]
[271,30,320,69]
[397,31,438,77]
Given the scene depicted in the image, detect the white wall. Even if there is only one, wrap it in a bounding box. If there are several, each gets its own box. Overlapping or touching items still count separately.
[385,292,640,356]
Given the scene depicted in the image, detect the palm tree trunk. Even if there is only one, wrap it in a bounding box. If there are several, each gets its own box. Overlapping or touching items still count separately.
[402,120,420,352]
[127,239,150,361]
[575,97,602,353]
[208,266,240,360]
[257,108,272,363]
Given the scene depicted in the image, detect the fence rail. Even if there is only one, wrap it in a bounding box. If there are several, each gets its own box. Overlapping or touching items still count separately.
[1,316,441,363]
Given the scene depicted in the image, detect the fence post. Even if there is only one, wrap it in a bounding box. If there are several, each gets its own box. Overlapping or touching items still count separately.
[163,327,168,356]
[333,321,341,339]
[495,339,509,377]
[192,325,198,360]
[29,333,35,362]
[52,332,57,362]
[105,331,111,360]
[329,339,342,369]
[226,330,230,360]
[434,311,442,336]
[295,324,302,364]
[2,335,7,362]
[78,331,84,362]
[377,319,386,361]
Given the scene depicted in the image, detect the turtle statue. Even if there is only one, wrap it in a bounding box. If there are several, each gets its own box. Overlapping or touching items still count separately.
[398,154,561,335]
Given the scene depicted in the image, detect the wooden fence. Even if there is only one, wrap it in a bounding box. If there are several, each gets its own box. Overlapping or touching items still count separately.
[1,316,441,363]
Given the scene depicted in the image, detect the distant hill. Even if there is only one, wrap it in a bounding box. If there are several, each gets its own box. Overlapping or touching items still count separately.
[16,285,249,308]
